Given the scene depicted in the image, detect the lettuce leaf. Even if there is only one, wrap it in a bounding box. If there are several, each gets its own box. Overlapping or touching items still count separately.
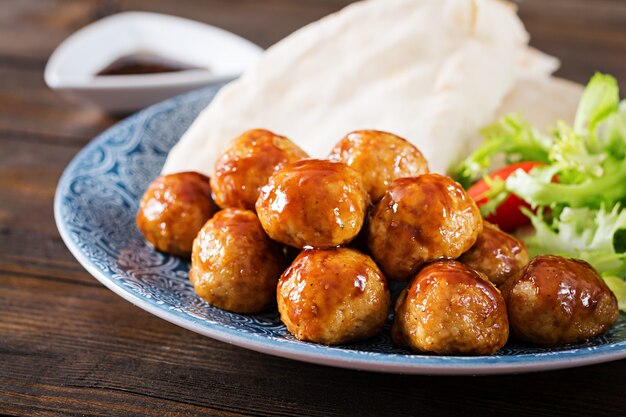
[550,121,606,180]
[524,206,626,272]
[574,72,620,149]
[505,157,626,209]
[598,101,626,159]
[452,114,552,188]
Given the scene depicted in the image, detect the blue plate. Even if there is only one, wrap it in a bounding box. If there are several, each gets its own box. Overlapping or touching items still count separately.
[54,85,626,375]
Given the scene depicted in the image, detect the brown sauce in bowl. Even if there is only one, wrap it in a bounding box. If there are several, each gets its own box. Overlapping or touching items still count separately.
[96,52,205,76]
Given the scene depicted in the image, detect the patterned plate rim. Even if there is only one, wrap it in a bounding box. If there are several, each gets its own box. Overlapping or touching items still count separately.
[54,86,626,375]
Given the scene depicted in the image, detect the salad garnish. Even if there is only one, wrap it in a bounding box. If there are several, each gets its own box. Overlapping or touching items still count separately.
[454,73,626,309]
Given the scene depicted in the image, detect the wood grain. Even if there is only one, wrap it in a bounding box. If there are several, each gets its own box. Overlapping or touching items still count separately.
[1,0,625,415]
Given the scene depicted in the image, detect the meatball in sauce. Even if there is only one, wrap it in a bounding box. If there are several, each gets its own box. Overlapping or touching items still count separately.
[211,129,308,210]
[501,255,618,346]
[277,248,390,345]
[190,209,286,314]
[256,159,369,249]
[459,221,529,286]
[392,260,509,355]
[366,174,482,281]
[328,130,429,202]
[136,172,219,257]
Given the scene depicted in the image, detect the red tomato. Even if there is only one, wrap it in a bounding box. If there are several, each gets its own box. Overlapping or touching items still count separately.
[467,161,543,232]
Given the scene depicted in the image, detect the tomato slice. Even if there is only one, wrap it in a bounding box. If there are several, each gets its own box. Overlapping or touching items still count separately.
[467,161,543,232]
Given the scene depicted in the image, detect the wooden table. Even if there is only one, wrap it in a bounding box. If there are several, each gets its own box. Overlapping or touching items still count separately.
[1,1,625,415]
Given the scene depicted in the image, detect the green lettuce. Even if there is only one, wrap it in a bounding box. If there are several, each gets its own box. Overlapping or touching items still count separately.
[524,206,626,276]
[506,158,626,209]
[574,72,620,148]
[452,114,552,188]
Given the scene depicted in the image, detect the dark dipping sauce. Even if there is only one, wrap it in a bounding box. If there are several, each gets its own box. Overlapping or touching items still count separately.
[96,52,205,76]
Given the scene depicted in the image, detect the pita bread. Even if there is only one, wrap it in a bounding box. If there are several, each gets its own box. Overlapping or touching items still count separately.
[162,0,580,176]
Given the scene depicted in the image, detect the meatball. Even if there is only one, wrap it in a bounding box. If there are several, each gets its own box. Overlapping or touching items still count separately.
[366,174,482,281]
[277,248,390,345]
[256,159,369,248]
[136,172,219,257]
[501,255,619,346]
[189,209,286,313]
[328,130,429,202]
[459,221,529,286]
[211,129,308,210]
[392,260,509,355]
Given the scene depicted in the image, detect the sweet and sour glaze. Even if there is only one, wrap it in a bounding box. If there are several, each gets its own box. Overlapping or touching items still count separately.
[211,129,308,210]
[366,174,483,281]
[328,130,429,202]
[136,172,219,257]
[277,248,390,345]
[256,159,370,249]
[392,260,509,355]
[190,208,286,314]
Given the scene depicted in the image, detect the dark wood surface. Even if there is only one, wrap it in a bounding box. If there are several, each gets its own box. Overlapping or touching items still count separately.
[1,1,625,415]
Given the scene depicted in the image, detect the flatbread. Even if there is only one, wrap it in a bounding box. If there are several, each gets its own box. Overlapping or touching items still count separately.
[162,0,578,176]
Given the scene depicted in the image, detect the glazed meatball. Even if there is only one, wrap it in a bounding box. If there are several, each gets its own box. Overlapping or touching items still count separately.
[211,129,308,210]
[501,255,619,346]
[459,221,529,286]
[189,209,286,313]
[277,248,390,345]
[328,130,429,202]
[392,260,509,355]
[136,172,219,257]
[366,174,482,281]
[256,159,369,248]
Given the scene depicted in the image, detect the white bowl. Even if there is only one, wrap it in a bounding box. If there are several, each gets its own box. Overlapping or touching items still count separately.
[44,11,263,113]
